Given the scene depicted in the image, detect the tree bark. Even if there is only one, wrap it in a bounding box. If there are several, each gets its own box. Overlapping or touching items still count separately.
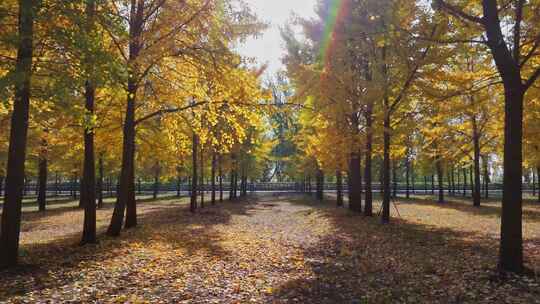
[392,160,397,198]
[531,169,536,197]
[190,133,198,213]
[232,168,238,199]
[431,174,435,195]
[153,162,159,200]
[176,166,181,198]
[446,170,452,196]
[348,154,362,212]
[483,155,489,199]
[316,168,324,201]
[0,0,35,268]
[37,153,47,212]
[218,154,223,202]
[81,0,97,245]
[229,166,234,201]
[211,152,216,204]
[364,103,373,216]
[382,113,391,223]
[54,173,59,196]
[463,168,467,197]
[473,117,482,207]
[537,167,540,203]
[405,157,410,199]
[436,157,444,203]
[499,87,524,272]
[479,0,525,273]
[108,0,143,236]
[336,171,343,207]
[411,162,415,194]
[97,154,104,208]
[199,148,204,208]
[450,165,456,196]
[469,165,474,199]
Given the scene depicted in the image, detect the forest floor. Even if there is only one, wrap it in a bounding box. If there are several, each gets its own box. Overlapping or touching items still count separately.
[1,193,539,303]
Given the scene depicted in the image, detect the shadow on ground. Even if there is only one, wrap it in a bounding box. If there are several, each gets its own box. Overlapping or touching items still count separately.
[264,194,540,304]
[0,196,257,301]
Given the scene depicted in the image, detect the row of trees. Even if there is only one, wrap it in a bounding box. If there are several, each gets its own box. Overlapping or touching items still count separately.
[0,0,270,268]
[283,0,540,273]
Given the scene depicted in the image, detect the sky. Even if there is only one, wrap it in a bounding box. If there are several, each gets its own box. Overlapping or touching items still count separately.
[237,0,318,77]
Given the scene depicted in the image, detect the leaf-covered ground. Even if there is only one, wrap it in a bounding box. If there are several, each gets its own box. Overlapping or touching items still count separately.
[1,194,539,303]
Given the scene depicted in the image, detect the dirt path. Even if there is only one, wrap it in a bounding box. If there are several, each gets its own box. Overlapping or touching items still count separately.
[1,194,539,303]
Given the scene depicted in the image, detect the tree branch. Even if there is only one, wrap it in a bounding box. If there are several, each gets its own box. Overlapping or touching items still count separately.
[435,0,484,25]
[524,67,540,90]
[135,101,208,125]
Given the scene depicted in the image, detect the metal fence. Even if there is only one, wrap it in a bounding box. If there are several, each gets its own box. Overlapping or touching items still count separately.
[4,181,538,198]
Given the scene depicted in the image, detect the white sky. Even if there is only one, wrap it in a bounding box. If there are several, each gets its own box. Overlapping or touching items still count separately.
[237,0,318,77]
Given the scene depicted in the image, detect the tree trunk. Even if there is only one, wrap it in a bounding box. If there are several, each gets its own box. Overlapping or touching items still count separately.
[37,155,47,212]
[469,165,474,199]
[499,86,525,272]
[199,148,204,208]
[316,168,324,201]
[0,175,4,197]
[531,168,536,197]
[54,173,59,197]
[229,167,234,201]
[218,154,223,202]
[233,168,238,199]
[450,165,455,196]
[0,0,35,268]
[74,173,80,202]
[110,95,136,231]
[476,1,526,272]
[483,155,490,199]
[346,173,351,203]
[108,176,113,197]
[97,154,103,208]
[405,157,410,199]
[190,133,198,213]
[108,0,143,236]
[431,174,435,195]
[364,135,373,216]
[411,163,415,194]
[424,176,428,195]
[336,171,343,207]
[242,174,248,196]
[392,160,397,198]
[81,0,97,245]
[473,119,481,207]
[153,162,159,200]
[463,168,467,197]
[456,166,461,196]
[348,154,362,212]
[176,166,181,198]
[446,170,452,196]
[382,113,391,223]
[23,176,27,197]
[239,164,245,197]
[364,105,373,215]
[537,167,540,203]
[436,157,444,203]
[211,152,216,205]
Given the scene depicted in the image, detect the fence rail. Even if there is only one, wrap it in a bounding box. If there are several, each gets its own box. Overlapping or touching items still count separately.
[2,181,538,198]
